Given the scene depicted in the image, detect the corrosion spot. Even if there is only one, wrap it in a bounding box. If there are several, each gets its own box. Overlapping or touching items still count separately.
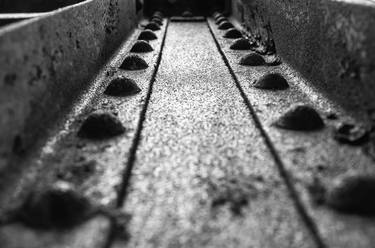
[274,104,324,131]
[56,160,97,182]
[326,175,375,216]
[224,28,242,39]
[120,55,148,70]
[145,22,160,31]
[138,30,157,41]
[14,181,92,230]
[218,21,233,30]
[130,40,154,53]
[333,123,369,145]
[266,55,282,66]
[253,73,288,90]
[239,53,265,66]
[326,112,338,120]
[4,73,17,86]
[12,135,24,154]
[78,111,125,139]
[105,77,141,97]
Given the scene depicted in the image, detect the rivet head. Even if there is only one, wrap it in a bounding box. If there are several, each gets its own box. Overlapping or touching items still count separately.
[120,55,148,70]
[152,15,163,22]
[239,53,265,66]
[182,11,193,17]
[274,104,324,131]
[130,40,154,53]
[138,30,157,41]
[218,21,233,30]
[78,111,125,139]
[150,18,162,26]
[215,16,227,24]
[230,38,253,50]
[105,77,141,97]
[333,123,369,145]
[223,28,242,39]
[213,12,222,19]
[14,181,92,230]
[153,11,163,18]
[145,22,160,31]
[253,73,288,89]
[326,175,375,216]
[151,14,162,21]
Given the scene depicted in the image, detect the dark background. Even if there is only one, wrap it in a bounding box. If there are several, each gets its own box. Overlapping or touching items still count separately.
[143,0,230,16]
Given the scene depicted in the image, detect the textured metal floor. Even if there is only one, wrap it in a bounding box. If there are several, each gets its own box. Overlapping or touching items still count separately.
[1,18,375,248]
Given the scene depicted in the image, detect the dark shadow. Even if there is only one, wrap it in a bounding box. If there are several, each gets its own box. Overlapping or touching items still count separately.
[144,0,228,16]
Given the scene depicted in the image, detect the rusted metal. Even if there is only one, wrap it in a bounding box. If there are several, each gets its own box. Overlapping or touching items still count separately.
[208,17,375,248]
[1,0,375,247]
[0,0,138,173]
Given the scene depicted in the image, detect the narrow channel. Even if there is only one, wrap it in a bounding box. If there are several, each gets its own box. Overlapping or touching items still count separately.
[115,22,316,248]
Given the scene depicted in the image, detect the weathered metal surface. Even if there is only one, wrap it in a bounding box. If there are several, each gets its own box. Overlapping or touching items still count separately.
[208,18,375,248]
[0,217,110,248]
[0,0,137,173]
[0,17,168,248]
[231,0,375,122]
[0,1,374,246]
[116,22,316,248]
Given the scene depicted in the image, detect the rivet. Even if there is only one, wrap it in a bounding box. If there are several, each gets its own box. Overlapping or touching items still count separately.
[215,16,227,24]
[78,111,125,139]
[152,15,162,21]
[150,18,162,26]
[223,28,242,39]
[130,40,154,53]
[218,21,233,30]
[154,11,163,17]
[274,104,324,131]
[182,11,193,17]
[120,55,148,70]
[145,22,160,31]
[138,30,157,41]
[239,53,265,66]
[229,38,252,50]
[104,77,141,97]
[213,12,222,19]
[12,181,92,230]
[254,46,267,55]
[333,123,369,145]
[326,174,375,216]
[253,73,288,89]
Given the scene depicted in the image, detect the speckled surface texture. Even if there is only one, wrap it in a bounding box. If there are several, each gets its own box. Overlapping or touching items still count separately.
[118,22,315,248]
[1,6,375,247]
[232,0,375,122]
[0,17,167,248]
[0,0,137,172]
[209,18,375,248]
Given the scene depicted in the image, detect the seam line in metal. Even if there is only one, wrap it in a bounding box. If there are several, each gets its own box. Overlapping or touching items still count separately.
[206,19,327,248]
[116,19,170,208]
[103,19,170,248]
